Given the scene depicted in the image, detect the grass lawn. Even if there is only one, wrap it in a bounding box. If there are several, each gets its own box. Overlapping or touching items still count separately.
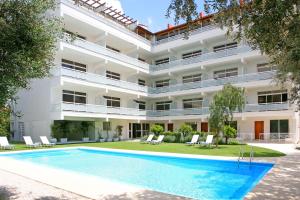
[0,141,285,157]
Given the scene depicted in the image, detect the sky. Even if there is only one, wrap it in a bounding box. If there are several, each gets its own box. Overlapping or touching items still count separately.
[119,0,205,33]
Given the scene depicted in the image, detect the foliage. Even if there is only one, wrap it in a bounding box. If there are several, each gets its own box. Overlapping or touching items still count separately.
[223,125,237,144]
[178,124,193,138]
[209,84,245,147]
[166,0,198,37]
[150,124,164,136]
[0,0,61,107]
[163,135,177,143]
[167,0,300,109]
[115,125,123,138]
[51,121,94,140]
[0,107,11,138]
[228,138,240,145]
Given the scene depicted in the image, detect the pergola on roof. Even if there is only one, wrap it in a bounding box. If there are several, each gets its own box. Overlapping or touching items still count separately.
[74,0,137,26]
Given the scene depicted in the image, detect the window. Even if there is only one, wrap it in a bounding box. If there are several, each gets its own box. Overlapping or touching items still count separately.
[64,30,86,40]
[257,63,277,72]
[106,45,120,53]
[155,79,169,88]
[104,96,120,107]
[258,90,288,104]
[270,120,289,139]
[225,121,238,130]
[167,123,174,131]
[182,74,202,83]
[214,68,238,79]
[106,70,120,80]
[156,101,172,111]
[182,50,202,59]
[103,122,111,131]
[135,100,146,110]
[62,59,87,72]
[63,90,86,104]
[155,58,169,65]
[213,42,238,52]
[138,79,146,86]
[183,98,203,109]
[185,122,197,131]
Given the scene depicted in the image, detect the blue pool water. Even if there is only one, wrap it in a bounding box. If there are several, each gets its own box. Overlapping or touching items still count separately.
[1,148,273,199]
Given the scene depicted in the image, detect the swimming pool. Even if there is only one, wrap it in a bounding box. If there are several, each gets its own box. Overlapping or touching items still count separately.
[1,148,273,199]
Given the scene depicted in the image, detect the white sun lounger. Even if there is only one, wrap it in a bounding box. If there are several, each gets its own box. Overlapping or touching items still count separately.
[0,137,15,150]
[23,136,41,148]
[186,135,199,145]
[141,134,154,143]
[199,135,214,147]
[40,136,55,147]
[151,135,164,145]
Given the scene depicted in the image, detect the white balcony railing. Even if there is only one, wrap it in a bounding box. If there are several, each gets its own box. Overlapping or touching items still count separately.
[150,46,253,72]
[57,67,148,93]
[62,33,149,71]
[53,103,290,118]
[152,25,216,45]
[149,71,275,94]
[57,67,274,95]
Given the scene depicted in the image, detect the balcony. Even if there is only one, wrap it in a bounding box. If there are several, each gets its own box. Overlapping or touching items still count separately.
[56,67,148,94]
[61,0,151,45]
[148,71,275,94]
[62,34,149,71]
[153,25,216,45]
[150,46,253,72]
[53,103,290,119]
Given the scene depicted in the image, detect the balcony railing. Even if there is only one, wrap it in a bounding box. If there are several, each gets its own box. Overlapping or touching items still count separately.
[62,33,149,70]
[152,25,216,45]
[150,46,253,72]
[149,71,275,94]
[53,103,290,118]
[57,67,148,93]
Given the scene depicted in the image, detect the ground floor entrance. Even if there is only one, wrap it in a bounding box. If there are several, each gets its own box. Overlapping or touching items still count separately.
[129,123,150,139]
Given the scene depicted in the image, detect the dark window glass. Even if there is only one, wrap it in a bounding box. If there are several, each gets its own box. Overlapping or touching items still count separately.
[156,101,171,110]
[106,71,120,80]
[104,96,120,108]
[75,96,86,104]
[155,80,169,87]
[63,94,74,103]
[106,45,120,52]
[280,120,289,133]
[138,79,146,86]
[213,42,238,52]
[182,50,202,59]
[62,59,87,72]
[62,90,86,104]
[103,122,111,131]
[270,120,279,133]
[155,58,169,65]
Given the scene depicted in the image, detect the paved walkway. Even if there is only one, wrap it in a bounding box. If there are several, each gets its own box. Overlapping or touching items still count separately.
[248,143,299,155]
[246,151,300,200]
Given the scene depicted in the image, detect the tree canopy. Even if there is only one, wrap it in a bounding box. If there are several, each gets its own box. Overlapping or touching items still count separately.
[167,0,300,109]
[0,0,60,107]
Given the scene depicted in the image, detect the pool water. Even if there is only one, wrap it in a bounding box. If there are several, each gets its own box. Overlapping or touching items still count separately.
[2,148,273,199]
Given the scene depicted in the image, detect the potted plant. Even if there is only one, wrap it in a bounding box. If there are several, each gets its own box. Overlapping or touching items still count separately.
[115,125,123,141]
[97,131,105,142]
[113,133,119,142]
[81,121,90,142]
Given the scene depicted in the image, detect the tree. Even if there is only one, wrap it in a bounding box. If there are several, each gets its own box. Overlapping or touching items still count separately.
[178,124,193,139]
[150,124,164,136]
[208,84,245,146]
[167,0,300,109]
[0,0,60,107]
[223,125,237,144]
[0,107,10,138]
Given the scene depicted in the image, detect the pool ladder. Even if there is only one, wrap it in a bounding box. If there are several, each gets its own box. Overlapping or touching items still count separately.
[237,146,254,168]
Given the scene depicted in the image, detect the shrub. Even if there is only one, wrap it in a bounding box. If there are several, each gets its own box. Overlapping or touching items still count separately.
[223,125,237,144]
[164,135,176,143]
[178,124,193,138]
[228,138,240,145]
[150,124,164,136]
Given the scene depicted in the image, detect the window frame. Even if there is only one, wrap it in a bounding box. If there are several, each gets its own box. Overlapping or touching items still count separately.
[213,42,238,52]
[155,58,170,65]
[183,98,203,109]
[103,96,121,108]
[213,68,238,79]
[62,90,87,104]
[62,59,87,72]
[258,90,288,104]
[155,79,170,88]
[155,101,172,111]
[106,70,121,80]
[182,74,202,83]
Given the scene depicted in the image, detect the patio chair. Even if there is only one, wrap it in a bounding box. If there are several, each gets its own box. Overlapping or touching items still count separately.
[199,135,214,147]
[141,134,154,143]
[151,135,164,145]
[186,135,199,145]
[23,136,41,148]
[40,136,56,147]
[0,136,15,150]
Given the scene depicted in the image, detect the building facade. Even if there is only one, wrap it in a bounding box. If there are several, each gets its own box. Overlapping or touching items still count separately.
[11,0,300,143]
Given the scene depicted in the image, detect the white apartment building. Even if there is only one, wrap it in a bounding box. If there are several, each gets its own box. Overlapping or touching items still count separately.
[11,0,300,143]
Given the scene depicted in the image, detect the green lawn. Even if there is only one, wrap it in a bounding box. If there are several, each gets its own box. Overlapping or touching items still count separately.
[1,141,285,157]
